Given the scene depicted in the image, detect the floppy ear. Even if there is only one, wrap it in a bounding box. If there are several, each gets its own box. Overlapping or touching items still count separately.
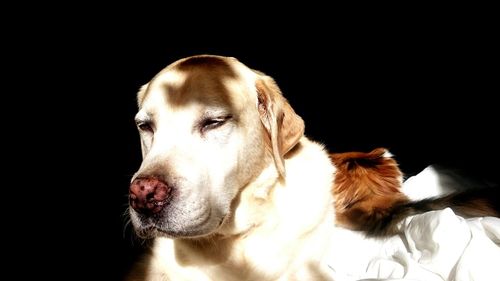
[256,75,305,179]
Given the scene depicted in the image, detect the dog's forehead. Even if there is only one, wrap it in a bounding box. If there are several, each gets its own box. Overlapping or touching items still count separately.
[138,55,256,111]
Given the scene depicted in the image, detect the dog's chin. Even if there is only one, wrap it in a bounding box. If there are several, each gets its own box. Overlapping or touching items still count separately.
[133,214,227,239]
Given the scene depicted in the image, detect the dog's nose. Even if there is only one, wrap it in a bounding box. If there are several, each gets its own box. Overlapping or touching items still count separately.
[129,178,170,214]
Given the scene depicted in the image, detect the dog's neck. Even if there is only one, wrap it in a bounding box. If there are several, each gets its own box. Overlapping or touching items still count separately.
[215,159,280,237]
[216,138,336,237]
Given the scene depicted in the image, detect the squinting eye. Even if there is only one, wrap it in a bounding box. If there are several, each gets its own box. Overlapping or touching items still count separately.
[137,122,153,132]
[201,115,232,132]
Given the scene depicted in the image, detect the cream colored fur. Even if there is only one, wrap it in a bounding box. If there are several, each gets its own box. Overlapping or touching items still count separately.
[127,55,337,281]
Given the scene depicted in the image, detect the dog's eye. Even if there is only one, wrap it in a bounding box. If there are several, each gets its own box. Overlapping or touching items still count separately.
[200,116,231,132]
[137,122,153,132]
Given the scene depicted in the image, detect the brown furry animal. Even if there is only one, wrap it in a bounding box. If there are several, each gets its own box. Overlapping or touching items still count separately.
[331,148,500,236]
[331,148,408,231]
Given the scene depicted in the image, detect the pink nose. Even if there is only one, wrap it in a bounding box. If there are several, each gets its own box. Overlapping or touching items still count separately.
[129,178,170,214]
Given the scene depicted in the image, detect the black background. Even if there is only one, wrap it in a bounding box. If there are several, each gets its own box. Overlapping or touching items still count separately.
[15,13,498,280]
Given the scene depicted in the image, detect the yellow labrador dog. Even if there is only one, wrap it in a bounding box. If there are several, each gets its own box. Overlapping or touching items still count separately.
[127,55,336,280]
[127,54,500,281]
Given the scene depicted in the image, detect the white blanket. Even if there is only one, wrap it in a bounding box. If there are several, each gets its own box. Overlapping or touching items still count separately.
[326,166,500,281]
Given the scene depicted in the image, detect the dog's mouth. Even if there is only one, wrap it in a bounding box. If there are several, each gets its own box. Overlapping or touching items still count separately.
[131,210,228,239]
[135,225,222,239]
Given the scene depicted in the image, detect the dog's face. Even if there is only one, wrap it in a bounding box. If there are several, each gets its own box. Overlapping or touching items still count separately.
[129,55,304,239]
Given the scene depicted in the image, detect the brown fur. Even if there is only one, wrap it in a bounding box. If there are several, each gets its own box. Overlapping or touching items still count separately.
[256,77,305,179]
[331,148,409,230]
[138,55,238,106]
[331,148,500,236]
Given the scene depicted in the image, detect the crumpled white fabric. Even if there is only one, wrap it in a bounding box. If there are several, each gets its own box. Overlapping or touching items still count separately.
[327,209,500,281]
[326,166,500,281]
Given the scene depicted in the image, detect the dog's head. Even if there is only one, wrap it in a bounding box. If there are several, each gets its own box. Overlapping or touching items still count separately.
[129,55,304,238]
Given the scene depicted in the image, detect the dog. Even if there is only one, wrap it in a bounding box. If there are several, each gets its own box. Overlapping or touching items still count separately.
[126,55,499,280]
[127,55,336,280]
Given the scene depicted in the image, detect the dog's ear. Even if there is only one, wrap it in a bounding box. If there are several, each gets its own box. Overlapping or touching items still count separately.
[256,75,305,179]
